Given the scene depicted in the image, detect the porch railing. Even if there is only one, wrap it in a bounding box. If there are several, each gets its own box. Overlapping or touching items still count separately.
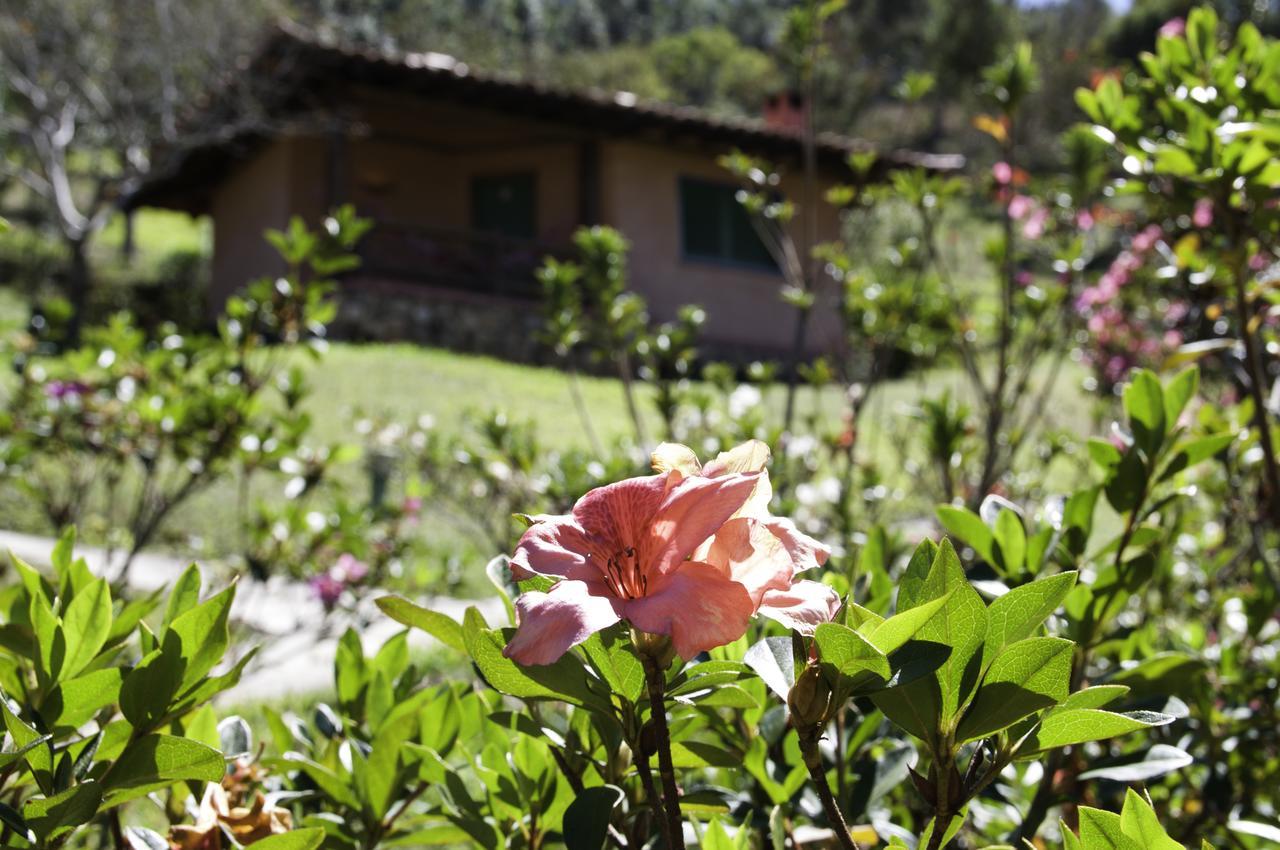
[355,221,565,300]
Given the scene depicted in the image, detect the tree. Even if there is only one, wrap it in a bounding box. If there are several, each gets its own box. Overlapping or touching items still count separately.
[0,0,264,340]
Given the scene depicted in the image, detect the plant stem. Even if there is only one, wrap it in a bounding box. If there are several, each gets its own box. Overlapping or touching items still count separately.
[798,730,861,850]
[1231,248,1280,524]
[642,655,685,849]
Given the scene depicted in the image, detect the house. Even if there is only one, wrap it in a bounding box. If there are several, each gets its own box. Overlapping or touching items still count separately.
[128,23,962,362]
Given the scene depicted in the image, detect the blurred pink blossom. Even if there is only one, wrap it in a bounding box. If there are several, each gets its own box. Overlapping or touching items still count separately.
[993,161,1013,185]
[1159,17,1186,39]
[334,553,369,583]
[1008,194,1035,220]
[45,380,91,400]
[1076,209,1095,231]
[1132,224,1163,253]
[1193,198,1214,228]
[1023,208,1050,239]
[310,573,344,608]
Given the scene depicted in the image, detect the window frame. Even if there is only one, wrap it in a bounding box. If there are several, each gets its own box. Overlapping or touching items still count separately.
[676,175,779,273]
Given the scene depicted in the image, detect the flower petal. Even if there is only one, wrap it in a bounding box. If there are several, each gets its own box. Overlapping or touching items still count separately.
[703,440,772,476]
[623,562,756,660]
[699,517,793,605]
[646,472,760,575]
[511,516,597,582]
[764,517,832,573]
[758,580,842,634]
[651,442,702,476]
[503,580,622,665]
[572,473,669,554]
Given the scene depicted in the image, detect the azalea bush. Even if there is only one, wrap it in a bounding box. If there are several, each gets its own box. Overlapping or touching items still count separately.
[0,207,368,578]
[367,366,1268,849]
[0,531,318,850]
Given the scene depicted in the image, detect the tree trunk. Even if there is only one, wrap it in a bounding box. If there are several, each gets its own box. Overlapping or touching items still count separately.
[66,236,92,347]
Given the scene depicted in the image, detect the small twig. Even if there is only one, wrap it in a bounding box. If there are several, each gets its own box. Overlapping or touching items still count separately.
[642,654,685,850]
[798,729,862,850]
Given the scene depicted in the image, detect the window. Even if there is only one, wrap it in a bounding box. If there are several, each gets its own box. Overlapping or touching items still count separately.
[471,172,536,239]
[678,177,776,269]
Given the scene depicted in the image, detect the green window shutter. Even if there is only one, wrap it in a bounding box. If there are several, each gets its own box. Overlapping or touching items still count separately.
[471,173,536,239]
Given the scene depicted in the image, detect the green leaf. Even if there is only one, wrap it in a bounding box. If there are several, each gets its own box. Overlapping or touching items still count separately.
[1022,709,1173,753]
[464,616,605,711]
[0,799,34,844]
[1119,790,1181,849]
[955,637,1072,743]
[866,593,951,656]
[873,540,986,745]
[914,540,987,722]
[44,668,125,730]
[119,643,184,730]
[1161,367,1198,429]
[936,506,995,565]
[1078,807,1141,850]
[2,700,53,793]
[1123,370,1165,456]
[376,596,466,653]
[581,629,645,703]
[814,623,890,683]
[896,539,938,611]
[101,734,225,792]
[1153,146,1197,177]
[983,572,1077,661]
[1059,684,1129,710]
[162,565,203,631]
[1105,450,1147,514]
[992,508,1027,577]
[563,785,624,850]
[61,577,112,680]
[248,828,327,850]
[167,584,236,690]
[23,781,103,841]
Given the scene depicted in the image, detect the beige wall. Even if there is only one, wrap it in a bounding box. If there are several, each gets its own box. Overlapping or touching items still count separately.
[599,140,844,354]
[209,139,295,306]
[342,90,584,245]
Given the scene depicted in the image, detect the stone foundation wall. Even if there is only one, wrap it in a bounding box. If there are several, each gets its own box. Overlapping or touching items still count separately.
[330,278,547,362]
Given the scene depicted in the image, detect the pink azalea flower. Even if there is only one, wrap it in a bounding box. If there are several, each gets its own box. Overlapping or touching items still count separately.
[45,380,91,400]
[504,441,838,665]
[334,553,368,583]
[1131,225,1163,253]
[1159,17,1186,39]
[310,573,344,609]
[992,162,1013,185]
[1193,198,1214,229]
[1007,194,1035,221]
[1023,208,1050,240]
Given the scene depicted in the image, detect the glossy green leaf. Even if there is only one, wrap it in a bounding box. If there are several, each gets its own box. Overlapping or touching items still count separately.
[1022,709,1173,753]
[563,785,624,850]
[983,571,1077,661]
[101,734,225,791]
[957,637,1072,742]
[376,596,466,653]
[249,828,327,850]
[24,781,103,840]
[1078,807,1141,850]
